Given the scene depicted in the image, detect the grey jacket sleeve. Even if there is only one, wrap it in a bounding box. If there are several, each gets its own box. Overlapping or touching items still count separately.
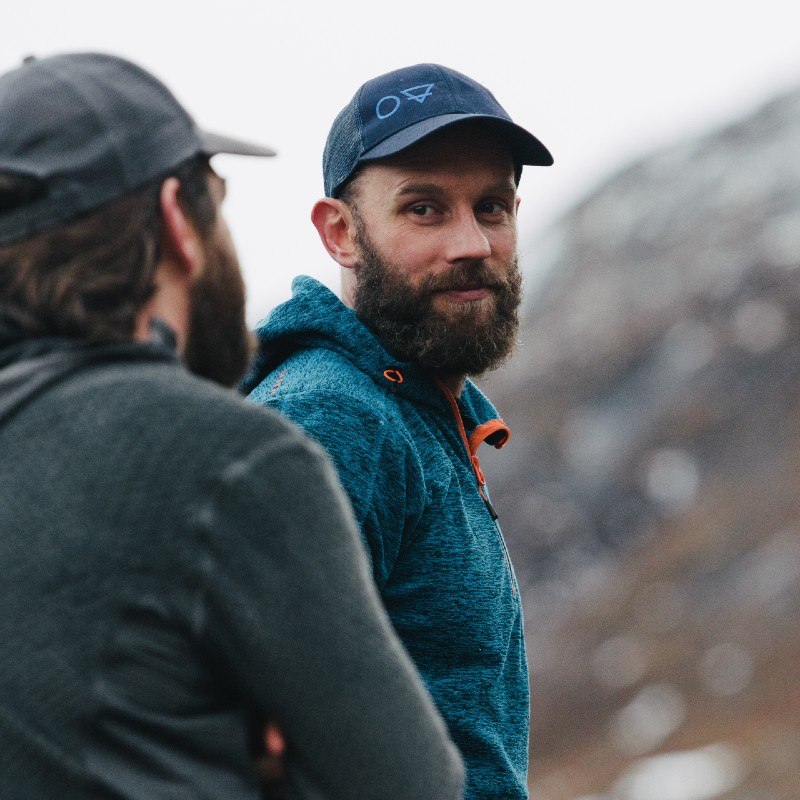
[188,420,465,800]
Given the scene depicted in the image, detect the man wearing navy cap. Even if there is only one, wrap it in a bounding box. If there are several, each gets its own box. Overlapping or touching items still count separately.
[245,64,553,799]
[0,54,464,800]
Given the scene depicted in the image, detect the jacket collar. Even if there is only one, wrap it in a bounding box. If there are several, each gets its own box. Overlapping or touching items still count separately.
[0,317,180,427]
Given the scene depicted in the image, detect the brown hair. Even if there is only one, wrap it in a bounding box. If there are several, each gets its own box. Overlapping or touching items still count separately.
[0,156,216,343]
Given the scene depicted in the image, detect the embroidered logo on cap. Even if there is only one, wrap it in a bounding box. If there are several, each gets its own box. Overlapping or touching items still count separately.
[375,82,436,119]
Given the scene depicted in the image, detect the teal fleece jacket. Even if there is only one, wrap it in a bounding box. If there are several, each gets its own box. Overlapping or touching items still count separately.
[244,276,529,800]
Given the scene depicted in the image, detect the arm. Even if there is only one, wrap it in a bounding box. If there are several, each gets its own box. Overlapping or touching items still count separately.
[188,419,463,800]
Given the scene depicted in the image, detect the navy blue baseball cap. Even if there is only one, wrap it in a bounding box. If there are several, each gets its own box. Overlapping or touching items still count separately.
[0,52,276,245]
[323,63,553,198]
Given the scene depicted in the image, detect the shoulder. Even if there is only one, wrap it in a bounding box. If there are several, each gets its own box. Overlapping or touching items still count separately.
[250,346,388,408]
[247,346,427,506]
[248,346,408,442]
[66,356,312,466]
[12,353,345,569]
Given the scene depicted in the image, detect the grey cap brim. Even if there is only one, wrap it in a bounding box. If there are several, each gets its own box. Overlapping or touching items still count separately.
[199,129,276,158]
[359,113,553,166]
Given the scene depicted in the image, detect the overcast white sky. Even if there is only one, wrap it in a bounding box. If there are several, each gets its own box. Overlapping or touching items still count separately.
[3,1,799,323]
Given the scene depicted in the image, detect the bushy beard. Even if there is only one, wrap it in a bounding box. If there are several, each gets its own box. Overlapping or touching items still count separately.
[352,229,522,377]
[184,235,255,388]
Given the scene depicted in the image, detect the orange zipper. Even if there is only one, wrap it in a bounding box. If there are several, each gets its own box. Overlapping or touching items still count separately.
[434,378,519,595]
[434,377,499,521]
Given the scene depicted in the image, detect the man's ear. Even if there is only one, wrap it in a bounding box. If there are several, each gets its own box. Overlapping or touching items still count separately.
[311,198,359,269]
[159,177,203,276]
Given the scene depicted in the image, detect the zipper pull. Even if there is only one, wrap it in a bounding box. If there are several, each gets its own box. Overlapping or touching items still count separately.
[479,485,499,521]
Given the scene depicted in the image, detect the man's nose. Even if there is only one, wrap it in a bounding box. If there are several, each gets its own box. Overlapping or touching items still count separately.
[445,210,492,262]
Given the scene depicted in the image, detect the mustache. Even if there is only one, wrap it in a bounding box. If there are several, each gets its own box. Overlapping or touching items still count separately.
[417,260,510,295]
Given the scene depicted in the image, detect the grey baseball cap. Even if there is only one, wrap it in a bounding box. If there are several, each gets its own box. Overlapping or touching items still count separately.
[0,52,276,245]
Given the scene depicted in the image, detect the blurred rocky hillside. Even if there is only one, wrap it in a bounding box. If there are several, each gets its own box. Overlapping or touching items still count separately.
[480,86,800,800]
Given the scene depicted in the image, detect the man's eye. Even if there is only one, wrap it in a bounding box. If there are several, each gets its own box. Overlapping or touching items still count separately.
[409,204,435,216]
[479,201,506,214]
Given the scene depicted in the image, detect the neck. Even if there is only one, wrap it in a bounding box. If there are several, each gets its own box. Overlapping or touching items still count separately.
[340,266,356,309]
[133,261,190,354]
[436,373,467,398]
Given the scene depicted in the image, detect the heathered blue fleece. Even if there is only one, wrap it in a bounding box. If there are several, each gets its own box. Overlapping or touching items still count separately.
[244,276,529,799]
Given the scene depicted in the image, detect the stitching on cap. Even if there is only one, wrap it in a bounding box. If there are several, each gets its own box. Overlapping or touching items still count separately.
[437,64,463,114]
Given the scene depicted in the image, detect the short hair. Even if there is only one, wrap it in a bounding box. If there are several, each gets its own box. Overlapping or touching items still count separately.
[0,156,216,343]
[336,168,363,210]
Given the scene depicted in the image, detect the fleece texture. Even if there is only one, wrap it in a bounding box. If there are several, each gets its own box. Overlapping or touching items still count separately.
[0,319,464,800]
[245,276,530,800]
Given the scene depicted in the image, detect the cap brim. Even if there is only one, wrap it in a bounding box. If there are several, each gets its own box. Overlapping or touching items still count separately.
[199,129,276,158]
[360,113,552,166]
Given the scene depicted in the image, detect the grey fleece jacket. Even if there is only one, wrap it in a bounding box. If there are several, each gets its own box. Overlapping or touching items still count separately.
[0,323,464,800]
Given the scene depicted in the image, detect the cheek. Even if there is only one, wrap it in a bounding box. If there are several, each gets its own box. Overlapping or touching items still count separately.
[216,219,239,264]
[377,229,443,279]
[400,240,442,273]
[217,215,235,247]
[490,222,518,252]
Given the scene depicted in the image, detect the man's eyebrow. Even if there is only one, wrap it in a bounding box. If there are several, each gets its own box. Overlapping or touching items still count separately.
[482,180,518,196]
[394,183,446,198]
[393,179,517,199]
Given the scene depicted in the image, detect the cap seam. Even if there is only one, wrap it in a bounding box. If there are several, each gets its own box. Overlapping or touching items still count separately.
[437,65,465,114]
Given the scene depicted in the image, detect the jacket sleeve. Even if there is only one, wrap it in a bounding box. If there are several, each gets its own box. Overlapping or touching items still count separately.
[185,419,463,800]
[262,391,424,588]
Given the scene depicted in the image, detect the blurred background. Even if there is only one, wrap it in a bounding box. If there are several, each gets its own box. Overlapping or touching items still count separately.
[5,2,800,798]
[482,83,800,800]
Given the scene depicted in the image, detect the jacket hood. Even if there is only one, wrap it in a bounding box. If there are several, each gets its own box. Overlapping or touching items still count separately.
[0,318,177,427]
[242,276,503,426]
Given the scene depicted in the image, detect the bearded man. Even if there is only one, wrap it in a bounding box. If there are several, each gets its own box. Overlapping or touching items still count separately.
[244,64,553,799]
[0,54,464,800]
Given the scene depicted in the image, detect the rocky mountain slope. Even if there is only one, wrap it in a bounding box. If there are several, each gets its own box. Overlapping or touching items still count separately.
[480,86,800,800]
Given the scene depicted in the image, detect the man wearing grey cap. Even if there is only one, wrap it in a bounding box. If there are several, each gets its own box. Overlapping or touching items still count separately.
[0,53,464,800]
[245,64,553,799]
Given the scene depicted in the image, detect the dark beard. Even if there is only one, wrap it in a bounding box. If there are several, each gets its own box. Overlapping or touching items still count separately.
[352,230,522,377]
[183,236,255,388]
